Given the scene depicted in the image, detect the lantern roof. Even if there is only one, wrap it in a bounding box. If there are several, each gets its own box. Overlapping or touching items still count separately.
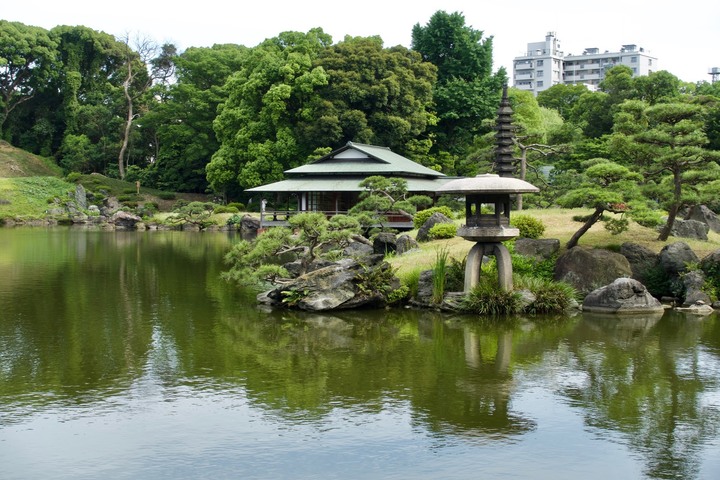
[435,174,539,195]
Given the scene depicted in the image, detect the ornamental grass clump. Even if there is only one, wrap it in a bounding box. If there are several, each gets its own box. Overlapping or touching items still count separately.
[516,275,578,314]
[432,247,450,304]
[398,267,422,300]
[461,277,523,315]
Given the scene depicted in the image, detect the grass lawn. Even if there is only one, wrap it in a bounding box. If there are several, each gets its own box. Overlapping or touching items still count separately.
[388,208,720,277]
[0,177,74,219]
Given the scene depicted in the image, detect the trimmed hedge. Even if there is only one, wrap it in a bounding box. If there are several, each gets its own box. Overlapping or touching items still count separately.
[413,206,454,229]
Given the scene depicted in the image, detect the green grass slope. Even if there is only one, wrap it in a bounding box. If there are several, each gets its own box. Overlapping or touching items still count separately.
[0,141,63,177]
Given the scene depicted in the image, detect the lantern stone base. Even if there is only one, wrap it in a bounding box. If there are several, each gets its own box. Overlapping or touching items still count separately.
[464,242,514,293]
[458,226,519,243]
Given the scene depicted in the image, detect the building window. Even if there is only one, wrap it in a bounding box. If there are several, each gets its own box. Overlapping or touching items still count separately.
[631,56,638,63]
[537,81,544,88]
[649,59,653,66]
[537,59,544,66]
[537,70,544,77]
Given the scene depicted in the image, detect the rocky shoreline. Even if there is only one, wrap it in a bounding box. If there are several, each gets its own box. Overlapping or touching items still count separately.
[4,184,719,316]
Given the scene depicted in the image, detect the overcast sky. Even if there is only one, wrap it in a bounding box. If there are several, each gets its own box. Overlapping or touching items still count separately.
[4,0,718,84]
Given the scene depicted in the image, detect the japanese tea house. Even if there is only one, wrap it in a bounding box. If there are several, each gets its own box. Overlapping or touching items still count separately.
[246,142,452,229]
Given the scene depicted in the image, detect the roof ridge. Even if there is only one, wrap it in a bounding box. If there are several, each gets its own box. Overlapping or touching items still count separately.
[347,141,391,151]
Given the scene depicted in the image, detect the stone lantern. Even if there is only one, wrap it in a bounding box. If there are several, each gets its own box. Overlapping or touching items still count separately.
[435,85,539,293]
[436,175,538,292]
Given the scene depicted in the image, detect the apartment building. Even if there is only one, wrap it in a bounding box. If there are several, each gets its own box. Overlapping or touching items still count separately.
[513,32,657,95]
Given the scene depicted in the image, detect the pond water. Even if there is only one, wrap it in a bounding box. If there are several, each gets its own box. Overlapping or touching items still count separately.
[1,228,719,480]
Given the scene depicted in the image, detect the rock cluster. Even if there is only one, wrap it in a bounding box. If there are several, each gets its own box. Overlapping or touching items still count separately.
[544,240,720,314]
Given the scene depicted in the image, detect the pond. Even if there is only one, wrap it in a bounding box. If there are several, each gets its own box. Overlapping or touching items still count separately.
[1,228,719,479]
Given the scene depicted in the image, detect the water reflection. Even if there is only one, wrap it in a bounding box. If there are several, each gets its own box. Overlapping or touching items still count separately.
[0,228,719,479]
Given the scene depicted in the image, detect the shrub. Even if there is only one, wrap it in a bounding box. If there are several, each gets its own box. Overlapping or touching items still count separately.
[117,193,141,202]
[398,268,422,300]
[505,241,555,281]
[510,214,545,239]
[461,277,523,315]
[643,263,673,298]
[446,256,466,292]
[137,202,158,217]
[700,258,720,301]
[227,214,243,226]
[213,205,240,214]
[413,206,454,229]
[65,172,81,183]
[227,202,245,211]
[516,276,577,314]
[172,199,189,210]
[387,285,410,305]
[432,247,450,304]
[157,192,176,200]
[428,222,457,239]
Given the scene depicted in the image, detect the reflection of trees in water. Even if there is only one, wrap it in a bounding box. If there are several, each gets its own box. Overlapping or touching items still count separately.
[3,229,720,479]
[0,230,238,423]
[216,310,569,440]
[560,311,720,480]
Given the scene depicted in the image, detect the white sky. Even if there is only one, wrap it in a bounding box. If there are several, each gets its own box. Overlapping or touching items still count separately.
[3,0,718,83]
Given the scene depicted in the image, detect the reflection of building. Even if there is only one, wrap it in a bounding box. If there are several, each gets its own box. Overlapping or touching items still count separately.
[513,32,657,95]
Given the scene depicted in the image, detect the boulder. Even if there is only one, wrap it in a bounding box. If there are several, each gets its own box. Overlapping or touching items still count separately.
[240,214,260,239]
[514,238,560,260]
[416,212,453,242]
[261,257,397,311]
[666,218,709,240]
[74,184,88,210]
[411,269,436,307]
[682,270,712,307]
[620,242,660,285]
[396,234,420,255]
[658,242,698,276]
[700,249,720,276]
[344,240,375,258]
[307,258,336,273]
[554,247,633,296]
[684,205,720,233]
[676,301,715,315]
[111,211,142,230]
[582,278,664,314]
[373,232,397,255]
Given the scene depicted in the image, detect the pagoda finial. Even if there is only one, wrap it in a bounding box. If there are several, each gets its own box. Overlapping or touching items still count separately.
[493,85,518,177]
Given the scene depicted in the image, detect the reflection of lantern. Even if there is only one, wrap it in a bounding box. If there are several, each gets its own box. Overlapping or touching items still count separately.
[436,174,539,292]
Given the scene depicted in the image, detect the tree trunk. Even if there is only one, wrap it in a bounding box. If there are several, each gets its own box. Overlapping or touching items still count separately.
[658,203,679,241]
[657,170,682,241]
[118,75,133,180]
[517,149,527,211]
[566,207,604,249]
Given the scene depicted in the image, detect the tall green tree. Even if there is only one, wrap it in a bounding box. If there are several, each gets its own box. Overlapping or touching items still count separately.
[411,10,506,163]
[0,21,59,137]
[633,70,681,105]
[142,44,248,192]
[309,36,436,156]
[49,26,128,172]
[537,83,588,120]
[557,159,646,249]
[207,29,331,197]
[614,99,720,241]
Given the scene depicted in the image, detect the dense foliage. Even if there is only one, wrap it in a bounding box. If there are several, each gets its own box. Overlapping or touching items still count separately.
[2,13,720,241]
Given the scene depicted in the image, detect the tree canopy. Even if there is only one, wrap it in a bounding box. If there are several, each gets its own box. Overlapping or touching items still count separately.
[1,14,719,246]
